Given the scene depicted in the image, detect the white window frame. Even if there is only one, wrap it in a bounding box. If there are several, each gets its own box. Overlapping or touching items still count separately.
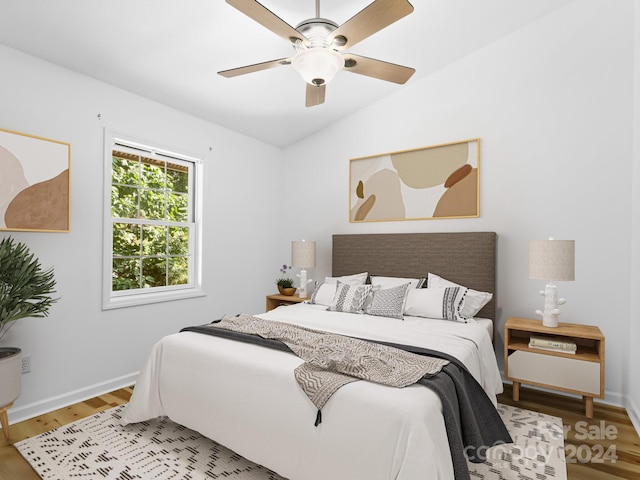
[102,129,204,310]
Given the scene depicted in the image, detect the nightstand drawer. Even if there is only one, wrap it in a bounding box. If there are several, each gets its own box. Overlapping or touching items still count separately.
[508,350,600,395]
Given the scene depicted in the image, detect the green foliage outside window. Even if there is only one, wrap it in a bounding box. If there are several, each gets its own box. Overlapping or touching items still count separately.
[111,152,191,291]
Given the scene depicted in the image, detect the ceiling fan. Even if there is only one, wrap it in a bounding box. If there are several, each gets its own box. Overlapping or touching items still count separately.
[218,0,415,107]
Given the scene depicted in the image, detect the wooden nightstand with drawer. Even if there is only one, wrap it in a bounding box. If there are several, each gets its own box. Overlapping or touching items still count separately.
[265,294,308,312]
[504,317,605,418]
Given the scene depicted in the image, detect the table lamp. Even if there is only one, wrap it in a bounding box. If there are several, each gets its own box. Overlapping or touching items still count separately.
[529,238,575,327]
[292,240,316,298]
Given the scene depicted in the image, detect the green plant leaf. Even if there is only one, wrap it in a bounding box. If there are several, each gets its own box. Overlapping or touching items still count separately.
[0,237,58,340]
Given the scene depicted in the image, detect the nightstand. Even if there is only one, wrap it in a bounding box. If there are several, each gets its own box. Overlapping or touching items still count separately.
[504,317,605,418]
[266,294,308,312]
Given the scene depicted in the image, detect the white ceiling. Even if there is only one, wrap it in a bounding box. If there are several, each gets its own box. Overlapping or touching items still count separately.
[0,0,574,148]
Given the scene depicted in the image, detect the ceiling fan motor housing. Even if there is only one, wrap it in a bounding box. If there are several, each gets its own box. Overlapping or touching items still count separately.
[294,18,340,48]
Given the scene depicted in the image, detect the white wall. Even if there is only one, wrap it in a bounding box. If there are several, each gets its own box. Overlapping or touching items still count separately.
[628,1,640,432]
[282,0,637,418]
[0,44,285,422]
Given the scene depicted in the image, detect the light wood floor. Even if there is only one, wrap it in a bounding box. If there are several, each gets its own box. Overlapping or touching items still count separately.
[1,385,639,479]
[497,384,640,480]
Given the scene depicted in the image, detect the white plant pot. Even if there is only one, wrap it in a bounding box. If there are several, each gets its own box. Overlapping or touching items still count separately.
[0,347,22,407]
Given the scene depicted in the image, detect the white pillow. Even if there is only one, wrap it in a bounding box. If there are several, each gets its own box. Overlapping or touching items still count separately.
[403,286,468,322]
[427,273,492,318]
[327,282,373,313]
[324,272,368,286]
[370,276,425,289]
[309,283,337,306]
[364,283,411,319]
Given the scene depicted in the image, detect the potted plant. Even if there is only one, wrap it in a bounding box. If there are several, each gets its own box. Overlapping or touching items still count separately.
[0,237,58,431]
[276,264,296,296]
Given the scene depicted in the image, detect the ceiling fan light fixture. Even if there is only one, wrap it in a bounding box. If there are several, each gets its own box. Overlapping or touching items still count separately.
[291,47,344,86]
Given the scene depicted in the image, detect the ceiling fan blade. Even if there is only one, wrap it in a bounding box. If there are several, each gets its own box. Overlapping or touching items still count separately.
[343,53,414,84]
[329,0,414,50]
[226,0,308,45]
[306,83,326,107]
[218,58,290,78]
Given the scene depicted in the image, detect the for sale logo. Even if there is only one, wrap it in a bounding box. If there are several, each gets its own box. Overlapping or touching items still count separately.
[564,421,618,464]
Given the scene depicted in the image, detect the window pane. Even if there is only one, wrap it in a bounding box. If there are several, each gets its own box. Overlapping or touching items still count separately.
[169,256,189,285]
[142,257,167,288]
[112,156,139,186]
[112,258,140,291]
[169,226,189,254]
[113,223,141,257]
[168,165,188,193]
[112,185,139,218]
[142,225,167,256]
[140,188,166,220]
[141,160,165,189]
[167,192,188,222]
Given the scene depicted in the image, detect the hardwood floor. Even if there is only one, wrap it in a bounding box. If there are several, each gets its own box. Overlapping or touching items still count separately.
[1,385,638,479]
[497,384,640,480]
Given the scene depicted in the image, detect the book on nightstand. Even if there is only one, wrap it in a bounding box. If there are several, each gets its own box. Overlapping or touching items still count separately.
[528,334,577,353]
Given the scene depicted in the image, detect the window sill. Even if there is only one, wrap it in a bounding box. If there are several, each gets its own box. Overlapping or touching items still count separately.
[102,288,206,310]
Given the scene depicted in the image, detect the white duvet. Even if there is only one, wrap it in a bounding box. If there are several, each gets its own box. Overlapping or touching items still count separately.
[122,303,503,480]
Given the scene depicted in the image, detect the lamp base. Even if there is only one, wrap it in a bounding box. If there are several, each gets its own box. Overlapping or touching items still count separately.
[535,283,565,328]
[297,269,312,298]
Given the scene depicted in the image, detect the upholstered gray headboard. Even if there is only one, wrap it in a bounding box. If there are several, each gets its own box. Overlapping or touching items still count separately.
[332,232,497,322]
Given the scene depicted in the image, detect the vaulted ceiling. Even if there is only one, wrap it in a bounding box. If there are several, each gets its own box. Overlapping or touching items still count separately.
[0,0,574,147]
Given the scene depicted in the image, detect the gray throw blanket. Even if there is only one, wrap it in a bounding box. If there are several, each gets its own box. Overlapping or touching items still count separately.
[216,313,449,413]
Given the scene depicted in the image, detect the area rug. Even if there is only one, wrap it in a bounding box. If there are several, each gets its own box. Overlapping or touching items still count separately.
[15,403,566,480]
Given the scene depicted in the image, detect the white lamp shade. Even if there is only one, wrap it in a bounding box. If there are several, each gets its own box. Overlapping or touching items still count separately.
[291,47,344,86]
[529,239,575,281]
[292,240,316,268]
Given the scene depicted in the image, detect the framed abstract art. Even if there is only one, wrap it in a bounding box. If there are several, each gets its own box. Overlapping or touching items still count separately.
[349,138,480,223]
[0,128,70,232]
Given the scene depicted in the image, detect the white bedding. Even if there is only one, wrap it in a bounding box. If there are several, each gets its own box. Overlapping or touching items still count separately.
[122,303,503,480]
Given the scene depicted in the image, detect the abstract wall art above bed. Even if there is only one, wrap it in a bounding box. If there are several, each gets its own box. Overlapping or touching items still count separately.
[349,138,480,222]
[0,128,70,232]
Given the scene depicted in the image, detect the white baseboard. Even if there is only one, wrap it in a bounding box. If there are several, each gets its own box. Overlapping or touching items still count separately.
[8,371,139,425]
[625,395,640,437]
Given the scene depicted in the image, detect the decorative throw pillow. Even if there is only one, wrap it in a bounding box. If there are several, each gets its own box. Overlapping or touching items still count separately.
[365,283,410,319]
[324,272,368,285]
[370,276,426,289]
[309,283,337,306]
[404,286,468,322]
[427,273,492,318]
[327,282,373,313]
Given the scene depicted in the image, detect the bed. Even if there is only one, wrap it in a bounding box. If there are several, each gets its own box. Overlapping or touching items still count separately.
[122,232,507,480]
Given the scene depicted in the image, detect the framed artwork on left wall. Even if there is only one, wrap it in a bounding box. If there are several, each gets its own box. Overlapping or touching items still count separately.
[0,128,70,232]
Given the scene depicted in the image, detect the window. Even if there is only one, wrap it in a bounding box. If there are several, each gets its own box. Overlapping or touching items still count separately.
[103,131,203,309]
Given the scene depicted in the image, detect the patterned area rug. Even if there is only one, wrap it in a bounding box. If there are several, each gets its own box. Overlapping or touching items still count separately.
[15,403,566,480]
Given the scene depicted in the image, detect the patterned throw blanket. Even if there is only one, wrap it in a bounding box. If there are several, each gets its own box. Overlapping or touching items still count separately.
[215,313,449,417]
[182,315,512,480]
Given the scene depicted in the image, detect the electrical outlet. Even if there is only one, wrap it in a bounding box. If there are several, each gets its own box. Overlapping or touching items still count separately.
[21,354,31,374]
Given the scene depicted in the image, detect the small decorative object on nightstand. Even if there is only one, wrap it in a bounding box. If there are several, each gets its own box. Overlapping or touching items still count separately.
[276,265,296,296]
[529,238,575,327]
[266,294,308,312]
[504,317,605,418]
